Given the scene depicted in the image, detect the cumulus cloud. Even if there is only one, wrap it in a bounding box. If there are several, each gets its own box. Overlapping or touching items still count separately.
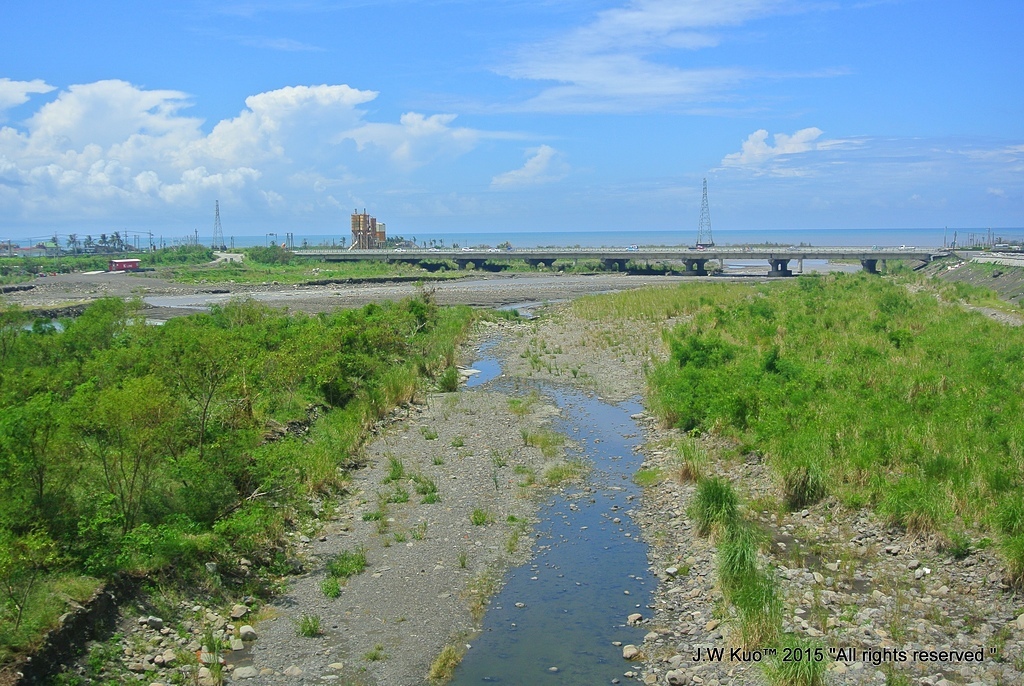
[0,78,55,113]
[0,79,495,226]
[722,127,827,168]
[491,145,568,188]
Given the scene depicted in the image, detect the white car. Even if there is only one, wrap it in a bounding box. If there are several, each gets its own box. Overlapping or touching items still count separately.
[461,247,474,252]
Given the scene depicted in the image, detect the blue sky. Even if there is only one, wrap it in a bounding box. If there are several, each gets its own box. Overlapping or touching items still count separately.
[1,0,1021,242]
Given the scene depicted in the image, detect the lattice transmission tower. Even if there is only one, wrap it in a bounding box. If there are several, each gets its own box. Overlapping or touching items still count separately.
[212,200,225,250]
[696,178,714,247]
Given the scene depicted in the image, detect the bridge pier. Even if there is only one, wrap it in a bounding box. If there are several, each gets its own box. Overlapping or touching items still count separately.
[683,258,709,276]
[798,258,803,274]
[456,259,477,270]
[768,258,793,277]
[860,258,886,274]
[526,259,548,269]
[601,259,628,271]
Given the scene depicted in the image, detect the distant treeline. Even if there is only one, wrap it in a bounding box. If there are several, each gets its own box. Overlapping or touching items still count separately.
[0,295,474,662]
[0,245,215,283]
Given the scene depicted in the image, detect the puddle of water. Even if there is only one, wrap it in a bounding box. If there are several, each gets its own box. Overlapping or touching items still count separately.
[451,346,653,685]
[465,341,503,388]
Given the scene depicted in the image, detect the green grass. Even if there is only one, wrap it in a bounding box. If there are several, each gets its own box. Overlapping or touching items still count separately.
[521,428,566,457]
[420,426,439,440]
[690,477,740,540]
[672,437,708,483]
[364,643,387,662]
[544,460,588,486]
[763,637,828,686]
[428,644,465,683]
[297,614,323,637]
[321,577,342,598]
[438,366,460,392]
[325,549,367,578]
[470,509,493,526]
[632,467,663,487]
[386,486,410,503]
[383,455,406,483]
[637,272,1024,578]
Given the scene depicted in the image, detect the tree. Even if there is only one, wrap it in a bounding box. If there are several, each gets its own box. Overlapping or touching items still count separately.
[0,529,61,631]
[66,234,78,254]
[160,323,234,461]
[74,376,182,534]
[0,393,66,524]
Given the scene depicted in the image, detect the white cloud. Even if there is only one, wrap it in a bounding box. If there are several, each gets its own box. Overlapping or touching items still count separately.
[0,78,55,114]
[0,79,497,226]
[491,145,568,188]
[721,127,827,168]
[499,0,807,112]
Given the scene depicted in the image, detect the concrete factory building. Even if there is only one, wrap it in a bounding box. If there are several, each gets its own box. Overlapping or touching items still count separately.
[351,210,386,249]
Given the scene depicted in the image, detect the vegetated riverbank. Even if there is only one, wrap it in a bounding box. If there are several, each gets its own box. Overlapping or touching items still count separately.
[0,294,477,683]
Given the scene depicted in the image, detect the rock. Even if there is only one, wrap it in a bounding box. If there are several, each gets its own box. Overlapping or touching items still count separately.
[1016,613,1024,630]
[230,604,248,619]
[230,638,244,651]
[128,663,146,673]
[665,567,679,577]
[627,613,643,626]
[666,670,690,685]
[233,666,258,679]
[623,644,640,660]
[908,559,921,570]
[239,625,258,641]
[328,662,345,670]
[284,665,303,677]
[147,616,164,630]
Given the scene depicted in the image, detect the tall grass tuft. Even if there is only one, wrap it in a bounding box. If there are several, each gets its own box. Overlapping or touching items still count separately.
[1002,534,1024,587]
[690,477,740,539]
[717,522,764,604]
[673,436,708,483]
[731,569,782,649]
[438,366,460,392]
[782,462,827,510]
[763,637,829,686]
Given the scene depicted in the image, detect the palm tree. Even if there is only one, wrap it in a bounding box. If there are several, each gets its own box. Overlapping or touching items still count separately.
[83,235,94,253]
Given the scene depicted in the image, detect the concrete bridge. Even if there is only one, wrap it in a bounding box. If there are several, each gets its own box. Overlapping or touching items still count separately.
[291,246,946,276]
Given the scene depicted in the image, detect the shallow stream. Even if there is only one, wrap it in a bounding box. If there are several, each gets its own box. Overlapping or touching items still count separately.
[451,342,653,684]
